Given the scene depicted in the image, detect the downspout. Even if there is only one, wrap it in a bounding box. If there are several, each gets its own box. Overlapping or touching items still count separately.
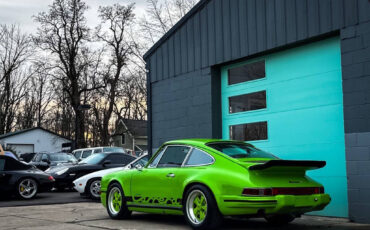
[146,59,153,157]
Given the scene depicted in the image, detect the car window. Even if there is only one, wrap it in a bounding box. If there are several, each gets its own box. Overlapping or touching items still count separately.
[207,143,278,159]
[74,151,82,159]
[185,148,214,166]
[82,150,92,158]
[34,153,42,162]
[0,159,5,171]
[103,147,125,153]
[148,148,165,168]
[157,146,191,168]
[49,153,77,163]
[41,154,49,161]
[94,148,102,153]
[132,155,150,168]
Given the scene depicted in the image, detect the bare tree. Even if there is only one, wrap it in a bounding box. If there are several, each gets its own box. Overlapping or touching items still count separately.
[34,0,103,148]
[140,0,198,45]
[0,24,33,134]
[92,3,135,145]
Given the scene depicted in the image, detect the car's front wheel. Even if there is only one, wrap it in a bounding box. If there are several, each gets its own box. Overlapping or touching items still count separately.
[106,182,131,219]
[17,178,38,199]
[183,185,222,230]
[265,214,295,225]
[87,178,101,200]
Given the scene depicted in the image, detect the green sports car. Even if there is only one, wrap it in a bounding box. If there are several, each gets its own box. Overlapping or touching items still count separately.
[100,139,331,229]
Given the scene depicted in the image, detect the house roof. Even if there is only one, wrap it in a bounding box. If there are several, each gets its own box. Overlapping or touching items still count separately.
[115,119,147,137]
[143,0,209,60]
[0,127,72,141]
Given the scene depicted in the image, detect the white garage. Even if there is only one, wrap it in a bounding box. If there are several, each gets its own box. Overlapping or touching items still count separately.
[0,127,72,156]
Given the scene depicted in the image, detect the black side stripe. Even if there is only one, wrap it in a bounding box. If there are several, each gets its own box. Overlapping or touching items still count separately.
[224,200,277,203]
[127,204,182,210]
[125,196,133,202]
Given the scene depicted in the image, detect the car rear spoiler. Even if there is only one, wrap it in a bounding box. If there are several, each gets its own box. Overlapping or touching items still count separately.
[248,160,326,171]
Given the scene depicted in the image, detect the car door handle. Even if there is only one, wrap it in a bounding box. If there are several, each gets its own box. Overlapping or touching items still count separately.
[166,173,175,178]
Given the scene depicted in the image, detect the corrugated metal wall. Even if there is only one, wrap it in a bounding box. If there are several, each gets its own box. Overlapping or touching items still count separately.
[147,0,365,83]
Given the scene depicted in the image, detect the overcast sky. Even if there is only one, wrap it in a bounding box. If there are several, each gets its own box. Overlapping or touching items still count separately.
[0,0,148,33]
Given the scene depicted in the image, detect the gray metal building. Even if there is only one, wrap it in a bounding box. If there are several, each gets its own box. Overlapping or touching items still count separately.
[144,0,370,223]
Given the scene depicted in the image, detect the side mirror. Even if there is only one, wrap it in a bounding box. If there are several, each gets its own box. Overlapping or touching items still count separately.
[135,164,143,171]
[42,159,50,164]
[103,160,111,167]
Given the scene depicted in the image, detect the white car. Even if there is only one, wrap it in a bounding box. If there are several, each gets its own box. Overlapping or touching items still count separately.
[73,154,149,200]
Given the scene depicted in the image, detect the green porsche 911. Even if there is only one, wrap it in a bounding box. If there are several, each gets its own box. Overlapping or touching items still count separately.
[100,139,331,229]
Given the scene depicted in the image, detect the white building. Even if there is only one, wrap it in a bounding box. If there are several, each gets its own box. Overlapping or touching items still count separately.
[0,127,72,155]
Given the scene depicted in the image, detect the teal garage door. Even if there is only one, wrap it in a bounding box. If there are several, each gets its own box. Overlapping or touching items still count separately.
[221,37,347,217]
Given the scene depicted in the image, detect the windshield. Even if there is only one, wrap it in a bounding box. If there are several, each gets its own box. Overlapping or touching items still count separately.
[207,143,278,159]
[49,153,77,163]
[79,153,105,165]
[103,147,125,153]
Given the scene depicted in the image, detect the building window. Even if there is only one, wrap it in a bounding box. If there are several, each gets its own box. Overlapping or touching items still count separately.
[229,90,266,114]
[229,121,268,141]
[121,134,126,145]
[228,60,265,85]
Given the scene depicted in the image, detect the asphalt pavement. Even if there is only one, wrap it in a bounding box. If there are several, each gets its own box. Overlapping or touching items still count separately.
[0,190,92,207]
[1,202,370,230]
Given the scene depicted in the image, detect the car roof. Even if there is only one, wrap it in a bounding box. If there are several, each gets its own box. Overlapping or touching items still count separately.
[164,139,249,146]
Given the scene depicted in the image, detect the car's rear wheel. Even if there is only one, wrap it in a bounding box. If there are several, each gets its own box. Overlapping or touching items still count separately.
[106,182,131,219]
[265,214,295,225]
[184,184,222,230]
[17,178,38,199]
[87,178,101,200]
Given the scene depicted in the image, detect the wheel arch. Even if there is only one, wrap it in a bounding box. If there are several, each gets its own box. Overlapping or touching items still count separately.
[84,177,102,194]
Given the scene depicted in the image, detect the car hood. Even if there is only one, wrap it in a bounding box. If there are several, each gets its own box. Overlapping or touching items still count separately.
[74,166,128,183]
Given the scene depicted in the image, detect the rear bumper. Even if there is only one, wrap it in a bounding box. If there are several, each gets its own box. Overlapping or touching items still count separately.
[217,194,331,216]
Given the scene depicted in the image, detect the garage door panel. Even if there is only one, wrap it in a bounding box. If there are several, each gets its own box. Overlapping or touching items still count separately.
[222,37,347,217]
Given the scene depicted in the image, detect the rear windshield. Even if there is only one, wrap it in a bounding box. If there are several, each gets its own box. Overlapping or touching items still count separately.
[207,143,278,159]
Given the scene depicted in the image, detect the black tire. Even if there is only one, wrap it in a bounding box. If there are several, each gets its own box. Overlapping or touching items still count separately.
[265,214,295,226]
[183,184,223,230]
[106,182,131,219]
[17,178,38,199]
[86,178,101,200]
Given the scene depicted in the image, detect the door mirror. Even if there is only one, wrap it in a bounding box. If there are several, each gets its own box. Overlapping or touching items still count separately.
[103,160,112,167]
[135,164,143,171]
[42,159,50,164]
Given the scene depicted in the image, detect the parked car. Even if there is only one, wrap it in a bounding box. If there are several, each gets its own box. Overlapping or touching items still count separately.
[0,155,54,199]
[100,139,331,230]
[73,154,149,200]
[19,152,37,163]
[72,147,126,161]
[46,152,136,190]
[29,152,78,171]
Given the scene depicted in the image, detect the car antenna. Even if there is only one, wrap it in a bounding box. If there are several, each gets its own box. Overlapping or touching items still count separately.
[0,144,4,155]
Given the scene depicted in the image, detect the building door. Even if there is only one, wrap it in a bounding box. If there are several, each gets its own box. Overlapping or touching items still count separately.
[6,144,34,156]
[221,37,347,217]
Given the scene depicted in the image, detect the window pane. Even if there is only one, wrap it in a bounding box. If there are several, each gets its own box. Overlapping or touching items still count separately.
[228,60,265,85]
[82,150,92,158]
[157,146,191,168]
[229,91,266,113]
[207,143,277,159]
[230,122,268,141]
[149,148,165,168]
[185,149,214,166]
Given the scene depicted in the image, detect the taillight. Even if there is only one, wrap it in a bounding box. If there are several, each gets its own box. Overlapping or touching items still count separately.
[48,176,54,181]
[242,187,325,196]
[242,188,272,196]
